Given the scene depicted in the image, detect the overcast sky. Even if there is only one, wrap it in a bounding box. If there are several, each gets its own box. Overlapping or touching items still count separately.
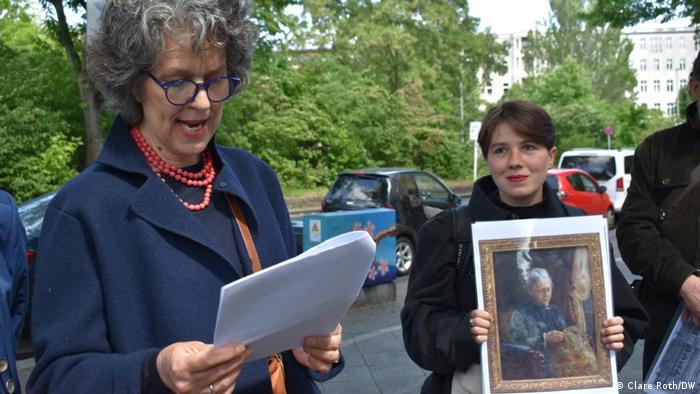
[468,0,552,34]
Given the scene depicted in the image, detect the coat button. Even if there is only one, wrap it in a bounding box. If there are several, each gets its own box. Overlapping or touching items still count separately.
[219,181,227,187]
[661,177,670,185]
[0,357,7,373]
[5,378,15,393]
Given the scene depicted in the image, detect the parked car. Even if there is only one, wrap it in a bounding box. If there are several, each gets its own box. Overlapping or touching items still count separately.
[546,169,615,228]
[16,191,56,338]
[558,148,634,214]
[322,168,462,275]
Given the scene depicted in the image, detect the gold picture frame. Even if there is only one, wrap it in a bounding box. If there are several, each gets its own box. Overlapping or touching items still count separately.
[473,216,616,394]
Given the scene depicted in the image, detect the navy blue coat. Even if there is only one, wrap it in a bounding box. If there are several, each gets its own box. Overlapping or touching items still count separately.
[0,190,28,394]
[28,116,342,393]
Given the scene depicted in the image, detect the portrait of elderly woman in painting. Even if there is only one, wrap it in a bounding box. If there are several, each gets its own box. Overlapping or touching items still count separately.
[499,254,599,381]
[28,1,344,393]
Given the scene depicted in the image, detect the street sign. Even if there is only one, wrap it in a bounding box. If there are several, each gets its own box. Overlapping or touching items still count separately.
[469,121,481,141]
[604,126,614,136]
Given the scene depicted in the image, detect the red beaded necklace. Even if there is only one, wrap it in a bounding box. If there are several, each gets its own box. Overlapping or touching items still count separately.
[130,126,215,211]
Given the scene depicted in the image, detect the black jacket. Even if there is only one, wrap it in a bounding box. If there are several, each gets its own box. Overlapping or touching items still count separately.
[617,103,700,344]
[401,176,648,393]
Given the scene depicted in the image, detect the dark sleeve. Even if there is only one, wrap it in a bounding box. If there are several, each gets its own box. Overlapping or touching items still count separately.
[400,214,480,373]
[28,207,158,393]
[141,351,170,393]
[306,353,345,382]
[617,137,697,297]
[609,249,649,370]
[5,194,28,343]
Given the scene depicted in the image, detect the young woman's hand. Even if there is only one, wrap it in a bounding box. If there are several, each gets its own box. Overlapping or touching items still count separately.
[469,309,492,344]
[601,316,625,351]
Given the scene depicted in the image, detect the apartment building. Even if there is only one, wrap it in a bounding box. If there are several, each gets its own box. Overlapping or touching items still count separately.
[623,25,699,116]
[480,23,699,117]
[480,31,529,103]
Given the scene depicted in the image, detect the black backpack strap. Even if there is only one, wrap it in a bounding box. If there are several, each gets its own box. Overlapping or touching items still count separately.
[451,205,473,270]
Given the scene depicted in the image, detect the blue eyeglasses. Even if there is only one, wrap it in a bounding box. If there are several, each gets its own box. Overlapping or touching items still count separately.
[147,72,241,106]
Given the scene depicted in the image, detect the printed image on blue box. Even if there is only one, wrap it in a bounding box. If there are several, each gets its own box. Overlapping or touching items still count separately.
[303,208,397,286]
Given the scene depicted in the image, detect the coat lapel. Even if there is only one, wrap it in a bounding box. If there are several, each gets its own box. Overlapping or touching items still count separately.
[130,174,244,278]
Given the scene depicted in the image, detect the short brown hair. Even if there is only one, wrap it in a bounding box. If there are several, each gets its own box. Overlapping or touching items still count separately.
[478,100,556,158]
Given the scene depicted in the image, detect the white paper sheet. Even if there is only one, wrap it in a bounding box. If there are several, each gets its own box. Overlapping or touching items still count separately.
[213,231,376,360]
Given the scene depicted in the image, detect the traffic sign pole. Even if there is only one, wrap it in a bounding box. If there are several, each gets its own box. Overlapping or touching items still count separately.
[469,122,482,182]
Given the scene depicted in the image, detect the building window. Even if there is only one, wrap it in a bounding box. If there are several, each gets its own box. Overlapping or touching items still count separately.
[681,37,687,48]
[486,85,492,95]
[667,103,677,115]
[667,58,673,70]
[680,58,686,70]
[653,80,660,92]
[640,80,647,92]
[640,59,647,71]
[667,80,674,92]
[681,78,687,87]
[653,58,660,70]
[666,37,673,49]
[503,83,509,93]
[654,103,661,110]
[695,36,700,51]
[640,37,646,49]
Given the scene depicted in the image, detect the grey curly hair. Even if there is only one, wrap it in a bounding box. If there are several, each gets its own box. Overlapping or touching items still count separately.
[526,267,552,289]
[87,0,259,124]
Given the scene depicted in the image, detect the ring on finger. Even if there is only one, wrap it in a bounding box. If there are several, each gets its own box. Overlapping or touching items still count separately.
[209,384,215,394]
[469,318,475,327]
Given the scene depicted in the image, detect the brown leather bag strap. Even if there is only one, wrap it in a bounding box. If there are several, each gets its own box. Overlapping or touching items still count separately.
[226,195,287,394]
[226,195,262,272]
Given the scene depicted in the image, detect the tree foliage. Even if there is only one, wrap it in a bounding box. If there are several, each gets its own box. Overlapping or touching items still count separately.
[523,0,636,103]
[505,59,671,154]
[586,0,700,27]
[0,0,82,201]
[2,0,673,200]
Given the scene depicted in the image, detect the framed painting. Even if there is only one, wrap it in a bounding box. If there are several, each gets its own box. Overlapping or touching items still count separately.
[472,216,617,394]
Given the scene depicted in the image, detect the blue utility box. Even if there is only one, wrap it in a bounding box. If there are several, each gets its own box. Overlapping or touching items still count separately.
[303,208,397,286]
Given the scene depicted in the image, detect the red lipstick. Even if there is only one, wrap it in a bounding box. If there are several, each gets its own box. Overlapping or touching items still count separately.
[507,175,528,182]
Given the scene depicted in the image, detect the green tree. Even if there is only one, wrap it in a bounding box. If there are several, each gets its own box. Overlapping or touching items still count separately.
[37,0,103,165]
[523,0,636,103]
[0,0,82,200]
[505,59,669,153]
[675,80,694,123]
[586,0,700,27]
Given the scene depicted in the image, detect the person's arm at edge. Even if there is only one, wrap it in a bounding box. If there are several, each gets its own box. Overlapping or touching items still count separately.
[4,192,28,344]
[616,137,697,297]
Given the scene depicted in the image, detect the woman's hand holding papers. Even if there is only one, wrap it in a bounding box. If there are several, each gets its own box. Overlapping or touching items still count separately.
[156,341,250,394]
[292,323,343,373]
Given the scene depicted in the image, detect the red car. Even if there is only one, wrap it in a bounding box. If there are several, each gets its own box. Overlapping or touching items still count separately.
[546,169,615,228]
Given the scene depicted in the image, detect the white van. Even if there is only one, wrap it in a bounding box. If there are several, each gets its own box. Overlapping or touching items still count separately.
[558,148,635,213]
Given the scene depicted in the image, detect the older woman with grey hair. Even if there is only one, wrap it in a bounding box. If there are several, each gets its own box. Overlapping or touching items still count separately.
[505,268,569,378]
[28,1,343,393]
